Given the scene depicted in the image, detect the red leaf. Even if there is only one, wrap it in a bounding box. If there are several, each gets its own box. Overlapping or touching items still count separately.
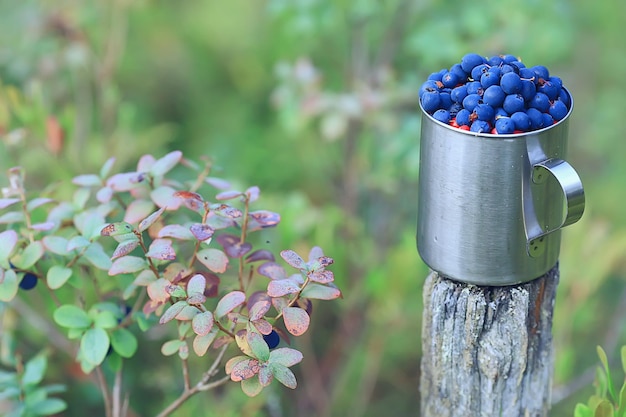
[257,262,287,280]
[216,234,252,258]
[145,239,176,261]
[267,279,301,297]
[282,307,310,336]
[190,224,215,241]
[230,358,260,382]
[173,191,204,211]
[280,250,306,269]
[249,300,271,321]
[211,203,243,218]
[245,249,275,263]
[215,290,246,318]
[247,210,280,230]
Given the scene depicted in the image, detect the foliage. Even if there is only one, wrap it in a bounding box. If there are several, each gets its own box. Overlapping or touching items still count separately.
[574,346,626,417]
[0,352,67,417]
[0,152,340,416]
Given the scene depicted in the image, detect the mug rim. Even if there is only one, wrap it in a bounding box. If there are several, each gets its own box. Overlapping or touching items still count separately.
[419,87,573,139]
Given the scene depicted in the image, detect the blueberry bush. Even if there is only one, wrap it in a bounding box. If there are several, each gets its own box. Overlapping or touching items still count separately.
[0,152,340,416]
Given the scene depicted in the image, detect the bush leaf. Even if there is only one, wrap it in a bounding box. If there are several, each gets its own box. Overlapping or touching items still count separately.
[270,363,297,389]
[196,248,229,273]
[80,328,110,366]
[282,307,310,336]
[47,265,72,290]
[215,291,246,318]
[54,305,92,329]
[110,328,138,358]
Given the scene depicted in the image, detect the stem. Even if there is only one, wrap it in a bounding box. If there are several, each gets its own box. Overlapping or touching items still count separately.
[95,365,113,417]
[182,358,191,391]
[274,276,311,322]
[134,231,160,278]
[156,344,231,417]
[112,365,123,417]
[238,197,250,291]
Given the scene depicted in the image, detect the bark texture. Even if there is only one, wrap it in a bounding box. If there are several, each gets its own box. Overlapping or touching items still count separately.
[420,265,559,417]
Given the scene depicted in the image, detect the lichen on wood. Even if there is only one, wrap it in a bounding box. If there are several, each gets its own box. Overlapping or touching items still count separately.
[420,265,559,417]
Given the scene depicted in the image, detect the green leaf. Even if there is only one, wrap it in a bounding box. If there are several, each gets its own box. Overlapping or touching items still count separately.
[100,157,115,178]
[0,211,24,224]
[196,248,229,273]
[22,355,47,387]
[108,256,147,276]
[11,241,44,270]
[46,266,72,290]
[247,330,270,362]
[282,307,310,336]
[73,174,102,187]
[598,346,616,402]
[161,339,185,356]
[619,381,626,416]
[176,305,200,321]
[215,290,246,318]
[595,400,615,417]
[92,310,118,329]
[0,269,18,302]
[80,328,110,366]
[621,345,626,375]
[53,305,92,329]
[270,363,297,389]
[28,398,67,415]
[100,222,134,238]
[110,328,138,358]
[138,207,166,233]
[0,198,20,209]
[300,283,342,300]
[159,301,188,324]
[67,235,90,252]
[240,377,263,397]
[269,347,303,367]
[192,327,218,356]
[0,230,18,264]
[41,236,69,256]
[83,243,112,271]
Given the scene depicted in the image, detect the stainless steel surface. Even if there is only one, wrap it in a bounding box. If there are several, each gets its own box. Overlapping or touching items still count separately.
[417,90,585,285]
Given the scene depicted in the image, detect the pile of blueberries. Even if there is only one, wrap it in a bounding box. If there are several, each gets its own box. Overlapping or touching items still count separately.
[419,53,571,134]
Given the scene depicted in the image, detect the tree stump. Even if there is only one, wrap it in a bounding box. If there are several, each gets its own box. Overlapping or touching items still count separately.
[420,264,559,417]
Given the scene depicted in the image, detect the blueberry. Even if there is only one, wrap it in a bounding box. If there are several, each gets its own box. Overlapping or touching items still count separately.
[482,85,505,107]
[433,109,451,123]
[480,71,500,89]
[529,92,550,112]
[519,67,536,81]
[263,330,280,349]
[500,72,523,94]
[538,80,560,101]
[549,100,568,121]
[466,81,483,96]
[19,273,38,291]
[474,103,495,123]
[419,80,442,99]
[462,94,482,112]
[450,85,468,103]
[427,69,446,81]
[500,64,516,75]
[421,91,441,113]
[441,71,460,88]
[487,55,504,67]
[520,80,536,102]
[470,64,489,81]
[557,89,571,108]
[503,94,525,114]
[531,65,550,81]
[511,111,531,131]
[470,120,491,133]
[455,109,471,126]
[439,92,453,110]
[449,64,468,82]
[526,108,544,130]
[541,112,555,128]
[494,107,509,119]
[461,53,486,73]
[502,54,518,64]
[495,117,516,134]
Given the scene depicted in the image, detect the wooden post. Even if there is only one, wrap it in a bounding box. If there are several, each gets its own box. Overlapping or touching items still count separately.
[420,264,559,417]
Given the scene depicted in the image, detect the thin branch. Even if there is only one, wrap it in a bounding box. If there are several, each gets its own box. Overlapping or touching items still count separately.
[95,365,113,417]
[182,358,191,391]
[112,365,123,417]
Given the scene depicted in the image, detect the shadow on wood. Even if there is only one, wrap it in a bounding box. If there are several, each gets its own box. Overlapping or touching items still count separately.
[420,264,559,417]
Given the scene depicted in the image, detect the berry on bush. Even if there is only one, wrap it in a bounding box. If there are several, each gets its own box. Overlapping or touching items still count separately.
[263,330,281,349]
[419,53,571,135]
[19,273,38,290]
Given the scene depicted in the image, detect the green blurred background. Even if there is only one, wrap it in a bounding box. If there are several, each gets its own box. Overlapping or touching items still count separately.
[0,0,625,416]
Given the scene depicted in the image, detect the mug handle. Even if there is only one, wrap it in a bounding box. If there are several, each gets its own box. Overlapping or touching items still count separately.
[525,158,585,257]
[532,158,585,228]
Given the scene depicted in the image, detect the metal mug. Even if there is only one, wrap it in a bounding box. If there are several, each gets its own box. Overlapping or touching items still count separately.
[416,89,585,285]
